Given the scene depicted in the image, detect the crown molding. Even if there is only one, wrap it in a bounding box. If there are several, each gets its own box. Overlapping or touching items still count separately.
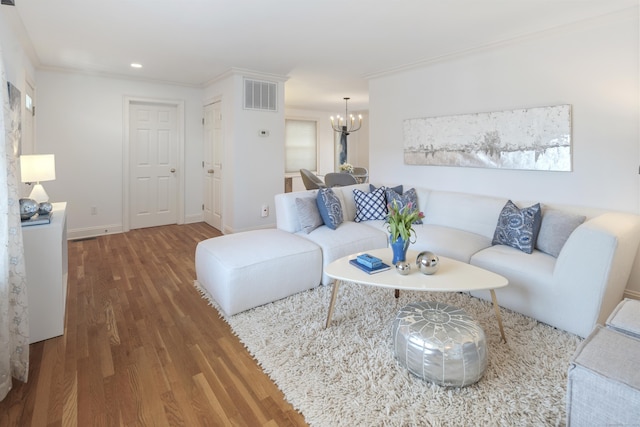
[203,67,289,87]
[364,6,638,81]
[36,64,202,88]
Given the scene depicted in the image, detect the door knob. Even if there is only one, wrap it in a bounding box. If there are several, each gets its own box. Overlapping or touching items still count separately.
[170,168,176,173]
[207,169,214,174]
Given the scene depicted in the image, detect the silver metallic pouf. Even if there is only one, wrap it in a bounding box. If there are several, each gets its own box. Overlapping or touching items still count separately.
[392,301,488,387]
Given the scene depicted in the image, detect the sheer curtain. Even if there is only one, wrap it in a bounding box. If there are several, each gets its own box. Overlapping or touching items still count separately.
[0,43,29,401]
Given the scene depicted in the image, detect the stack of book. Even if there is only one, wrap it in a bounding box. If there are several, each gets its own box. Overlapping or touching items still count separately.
[21,212,52,227]
[349,253,390,274]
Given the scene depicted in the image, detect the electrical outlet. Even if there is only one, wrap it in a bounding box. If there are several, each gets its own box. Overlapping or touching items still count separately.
[261,204,269,217]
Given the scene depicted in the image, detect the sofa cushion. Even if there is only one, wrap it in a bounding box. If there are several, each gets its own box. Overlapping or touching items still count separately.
[492,200,542,254]
[470,244,556,323]
[295,196,324,234]
[471,244,555,284]
[353,187,387,222]
[297,222,388,285]
[316,187,343,230]
[423,191,506,238]
[386,187,423,224]
[411,224,492,263]
[536,209,586,257]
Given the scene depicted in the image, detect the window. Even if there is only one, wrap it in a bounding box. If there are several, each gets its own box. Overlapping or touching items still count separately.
[285,119,317,173]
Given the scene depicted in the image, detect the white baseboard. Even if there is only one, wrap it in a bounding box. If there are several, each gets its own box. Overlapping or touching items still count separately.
[223,223,276,235]
[623,289,640,300]
[67,224,124,240]
[184,213,203,224]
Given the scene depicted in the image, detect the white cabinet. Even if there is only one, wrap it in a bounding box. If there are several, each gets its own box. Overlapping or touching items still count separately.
[22,202,68,343]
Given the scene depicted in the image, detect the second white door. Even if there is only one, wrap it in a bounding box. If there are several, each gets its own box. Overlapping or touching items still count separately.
[129,102,178,229]
[203,102,222,230]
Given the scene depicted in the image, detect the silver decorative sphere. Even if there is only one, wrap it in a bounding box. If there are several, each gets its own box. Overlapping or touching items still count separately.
[416,251,439,275]
[19,198,39,220]
[38,202,53,215]
[395,261,412,275]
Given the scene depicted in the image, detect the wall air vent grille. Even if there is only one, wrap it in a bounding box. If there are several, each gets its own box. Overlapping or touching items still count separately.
[244,79,277,112]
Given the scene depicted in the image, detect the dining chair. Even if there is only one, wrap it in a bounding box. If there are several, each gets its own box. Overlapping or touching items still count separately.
[351,167,369,183]
[324,172,358,187]
[299,169,326,190]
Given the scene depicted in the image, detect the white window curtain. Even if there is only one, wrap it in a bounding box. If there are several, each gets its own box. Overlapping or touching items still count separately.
[285,119,317,173]
[0,43,29,402]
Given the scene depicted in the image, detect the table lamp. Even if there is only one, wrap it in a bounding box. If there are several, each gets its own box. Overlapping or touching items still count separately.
[20,154,56,203]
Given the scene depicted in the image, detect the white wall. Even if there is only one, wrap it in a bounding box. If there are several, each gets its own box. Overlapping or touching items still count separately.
[0,9,35,99]
[368,9,640,294]
[35,71,204,238]
[1,8,37,199]
[204,71,286,233]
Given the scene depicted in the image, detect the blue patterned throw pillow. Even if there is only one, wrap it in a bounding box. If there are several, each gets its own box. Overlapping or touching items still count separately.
[369,184,403,196]
[353,187,387,222]
[316,188,343,230]
[492,200,542,254]
[385,187,423,224]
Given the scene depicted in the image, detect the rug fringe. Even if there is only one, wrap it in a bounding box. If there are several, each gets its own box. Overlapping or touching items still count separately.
[193,280,261,351]
[193,280,228,321]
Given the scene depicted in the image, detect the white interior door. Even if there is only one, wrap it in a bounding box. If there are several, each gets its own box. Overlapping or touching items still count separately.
[203,102,222,230]
[129,102,178,229]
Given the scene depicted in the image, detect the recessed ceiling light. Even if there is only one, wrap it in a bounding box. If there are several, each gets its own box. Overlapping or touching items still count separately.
[130,63,143,69]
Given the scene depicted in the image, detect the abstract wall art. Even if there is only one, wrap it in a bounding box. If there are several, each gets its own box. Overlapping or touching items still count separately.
[403,105,572,171]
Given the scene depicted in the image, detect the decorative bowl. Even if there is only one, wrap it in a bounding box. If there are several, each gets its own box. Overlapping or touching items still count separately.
[416,251,439,275]
[38,202,53,215]
[19,198,39,220]
[395,261,412,275]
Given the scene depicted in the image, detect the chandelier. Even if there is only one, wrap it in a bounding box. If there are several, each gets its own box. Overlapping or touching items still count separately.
[330,97,362,135]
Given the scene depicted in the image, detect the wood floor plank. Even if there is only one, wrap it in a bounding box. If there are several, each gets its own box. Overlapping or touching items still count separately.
[0,223,307,427]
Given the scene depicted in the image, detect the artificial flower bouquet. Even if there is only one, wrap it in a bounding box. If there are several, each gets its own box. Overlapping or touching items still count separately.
[386,199,425,243]
[339,163,354,173]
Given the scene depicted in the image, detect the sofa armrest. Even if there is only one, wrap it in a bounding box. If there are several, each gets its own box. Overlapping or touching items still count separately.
[554,213,640,336]
[274,190,317,233]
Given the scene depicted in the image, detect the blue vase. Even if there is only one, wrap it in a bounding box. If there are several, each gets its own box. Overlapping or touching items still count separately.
[390,235,409,264]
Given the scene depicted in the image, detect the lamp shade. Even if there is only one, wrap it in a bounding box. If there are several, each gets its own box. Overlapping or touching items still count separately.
[20,154,56,183]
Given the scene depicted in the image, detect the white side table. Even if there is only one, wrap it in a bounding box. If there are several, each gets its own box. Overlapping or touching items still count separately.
[22,202,68,343]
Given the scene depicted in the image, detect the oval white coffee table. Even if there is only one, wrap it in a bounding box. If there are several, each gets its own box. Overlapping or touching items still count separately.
[324,248,509,342]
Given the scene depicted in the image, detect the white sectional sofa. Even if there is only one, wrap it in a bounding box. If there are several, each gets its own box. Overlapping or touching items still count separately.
[274,183,640,338]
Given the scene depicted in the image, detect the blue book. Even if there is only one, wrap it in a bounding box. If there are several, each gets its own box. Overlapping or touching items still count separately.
[21,212,52,227]
[356,253,383,268]
[349,259,391,274]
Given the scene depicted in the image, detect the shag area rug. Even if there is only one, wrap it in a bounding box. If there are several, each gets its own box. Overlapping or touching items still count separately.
[195,281,582,427]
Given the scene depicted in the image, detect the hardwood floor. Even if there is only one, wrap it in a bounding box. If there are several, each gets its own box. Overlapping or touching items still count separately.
[0,223,307,426]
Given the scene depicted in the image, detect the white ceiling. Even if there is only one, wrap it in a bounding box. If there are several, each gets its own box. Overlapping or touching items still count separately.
[6,0,639,112]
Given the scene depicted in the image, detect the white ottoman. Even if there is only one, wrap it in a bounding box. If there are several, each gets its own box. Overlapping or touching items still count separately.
[196,229,322,316]
[566,298,640,426]
[566,326,640,426]
[606,298,640,338]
